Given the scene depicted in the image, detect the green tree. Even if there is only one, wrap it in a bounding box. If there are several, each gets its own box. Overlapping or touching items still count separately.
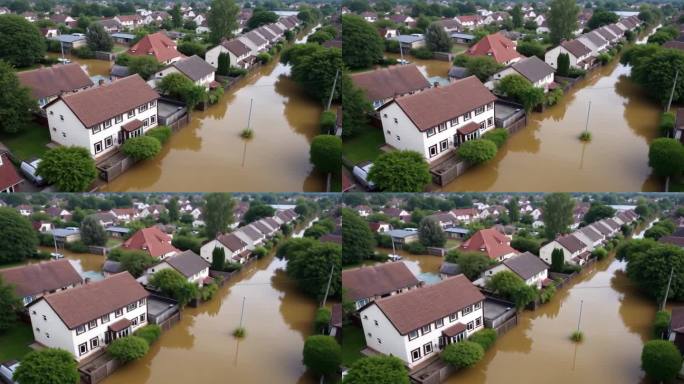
[343,355,409,384]
[542,193,575,239]
[583,204,616,224]
[512,5,523,28]
[458,139,498,164]
[460,56,502,82]
[285,239,341,300]
[158,73,207,108]
[441,341,484,368]
[80,215,107,246]
[243,202,275,223]
[208,0,239,44]
[425,23,452,52]
[0,60,38,133]
[418,217,446,247]
[247,8,278,30]
[342,208,374,265]
[648,138,684,179]
[217,52,230,75]
[486,270,537,308]
[123,56,162,80]
[117,250,157,277]
[302,335,341,376]
[468,329,497,350]
[630,46,684,105]
[310,135,342,173]
[13,349,79,384]
[626,243,684,301]
[203,193,235,238]
[367,150,431,192]
[341,15,383,69]
[0,15,45,67]
[170,4,183,28]
[445,250,495,280]
[121,136,161,161]
[510,237,540,254]
[551,248,565,272]
[548,0,580,44]
[211,246,226,270]
[166,197,179,222]
[0,276,21,331]
[587,9,619,29]
[641,340,683,382]
[516,40,545,59]
[86,22,113,51]
[289,46,343,103]
[177,41,206,57]
[0,207,37,264]
[149,269,199,306]
[557,53,570,76]
[341,75,373,137]
[107,336,150,362]
[507,198,520,222]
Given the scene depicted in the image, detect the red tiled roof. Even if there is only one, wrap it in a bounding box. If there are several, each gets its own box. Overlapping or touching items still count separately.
[122,226,179,258]
[127,32,182,62]
[0,153,22,191]
[466,32,521,64]
[460,228,518,259]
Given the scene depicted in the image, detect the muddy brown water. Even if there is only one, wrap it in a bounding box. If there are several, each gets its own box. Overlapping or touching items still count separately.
[390,248,659,383]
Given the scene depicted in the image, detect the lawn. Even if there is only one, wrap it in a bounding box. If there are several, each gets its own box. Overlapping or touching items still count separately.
[444,239,461,249]
[106,238,123,247]
[0,323,33,361]
[342,324,366,367]
[451,44,468,54]
[342,128,384,165]
[0,122,51,161]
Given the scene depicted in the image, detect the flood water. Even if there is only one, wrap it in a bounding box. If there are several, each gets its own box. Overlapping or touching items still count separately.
[51,33,325,192]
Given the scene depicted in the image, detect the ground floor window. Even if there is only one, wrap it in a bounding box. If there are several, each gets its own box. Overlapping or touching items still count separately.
[428,145,438,158]
[411,348,421,362]
[150,115,156,124]
[440,139,448,152]
[475,317,482,327]
[487,117,493,127]
[90,337,99,349]
[423,342,433,355]
[467,321,474,331]
[78,342,88,356]
[140,314,146,323]
[105,136,113,148]
[94,141,102,154]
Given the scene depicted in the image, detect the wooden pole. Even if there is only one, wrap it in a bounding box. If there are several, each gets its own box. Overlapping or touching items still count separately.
[583,101,591,134]
[239,296,246,329]
[246,98,253,131]
[661,267,674,311]
[667,70,679,113]
[321,264,334,308]
[326,69,339,112]
[576,300,583,332]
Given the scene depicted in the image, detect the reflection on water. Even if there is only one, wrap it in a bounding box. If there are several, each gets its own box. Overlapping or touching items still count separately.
[104,255,318,384]
[399,249,658,383]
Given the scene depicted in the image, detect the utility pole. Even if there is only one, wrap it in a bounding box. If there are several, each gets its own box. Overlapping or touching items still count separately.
[399,41,405,64]
[246,98,254,131]
[576,300,584,333]
[321,264,335,308]
[239,296,246,329]
[667,70,679,113]
[326,69,339,112]
[661,267,674,310]
[583,101,592,135]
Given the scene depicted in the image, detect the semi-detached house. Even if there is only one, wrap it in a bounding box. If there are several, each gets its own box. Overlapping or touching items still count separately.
[359,275,485,368]
[44,75,159,159]
[342,262,421,310]
[545,39,593,70]
[27,272,149,361]
[378,76,496,163]
[351,64,431,109]
[205,39,253,69]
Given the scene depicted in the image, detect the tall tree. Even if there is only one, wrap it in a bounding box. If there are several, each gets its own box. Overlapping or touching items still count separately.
[170,4,183,28]
[0,60,38,133]
[246,8,278,30]
[0,276,21,331]
[207,0,239,45]
[511,5,523,29]
[203,193,235,238]
[583,204,615,224]
[243,202,275,223]
[341,208,374,265]
[542,193,575,239]
[341,75,372,137]
[418,217,446,247]
[551,248,565,272]
[425,23,452,52]
[80,216,107,246]
[507,198,520,222]
[548,0,580,45]
[211,247,226,270]
[166,196,179,222]
[0,14,45,67]
[341,14,383,69]
[286,240,341,300]
[0,207,38,264]
[86,22,113,52]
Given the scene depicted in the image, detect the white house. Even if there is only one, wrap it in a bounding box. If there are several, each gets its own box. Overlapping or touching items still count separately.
[378,76,496,163]
[577,30,609,55]
[0,260,83,306]
[206,39,254,69]
[238,30,268,55]
[44,75,159,158]
[233,224,266,248]
[342,262,421,310]
[27,272,149,361]
[154,55,216,89]
[539,234,589,266]
[486,56,555,92]
[572,225,604,250]
[477,252,549,289]
[359,275,485,368]
[200,233,249,264]
[140,250,210,287]
[545,39,593,70]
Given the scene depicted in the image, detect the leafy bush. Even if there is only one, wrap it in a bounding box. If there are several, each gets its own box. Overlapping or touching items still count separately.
[200,282,219,301]
[66,240,89,253]
[257,52,272,64]
[641,340,683,382]
[302,335,341,375]
[481,128,508,148]
[458,139,498,164]
[207,86,224,104]
[545,88,563,106]
[319,110,337,133]
[592,247,608,260]
[121,136,162,161]
[133,324,161,345]
[660,111,676,135]
[253,246,268,258]
[410,46,433,59]
[108,336,149,362]
[405,241,426,254]
[570,330,584,342]
[539,284,556,303]
[468,329,497,351]
[597,52,612,65]
[654,310,671,339]
[579,131,592,142]
[510,237,540,255]
[233,327,246,338]
[146,126,172,144]
[314,307,331,332]
[226,66,248,77]
[72,46,95,59]
[441,341,484,368]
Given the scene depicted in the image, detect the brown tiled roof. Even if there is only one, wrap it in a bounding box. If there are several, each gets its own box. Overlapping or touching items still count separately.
[222,39,252,57]
[457,121,479,135]
[243,30,267,46]
[256,26,275,41]
[466,32,521,64]
[38,272,148,329]
[320,233,342,244]
[127,31,182,62]
[595,27,616,41]
[442,322,467,337]
[216,233,247,252]
[164,250,209,278]
[17,63,93,100]
[590,222,611,236]
[560,39,591,58]
[510,56,555,84]
[351,64,430,102]
[0,259,82,298]
[170,55,215,82]
[664,40,684,51]
[264,217,280,229]
[109,317,131,332]
[52,75,158,128]
[237,224,262,242]
[502,252,548,280]
[555,234,585,253]
[372,275,484,335]
[253,220,272,234]
[343,262,419,301]
[581,31,607,47]
[578,226,602,242]
[381,76,495,131]
[121,119,143,132]
[0,153,22,191]
[606,24,624,36]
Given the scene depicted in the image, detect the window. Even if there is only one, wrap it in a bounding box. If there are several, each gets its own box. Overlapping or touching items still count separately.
[479,121,486,130]
[78,342,88,356]
[94,141,102,154]
[475,317,482,327]
[93,125,101,134]
[42,315,47,321]
[411,348,421,362]
[474,302,481,309]
[140,314,146,323]
[487,117,493,126]
[463,112,471,121]
[393,118,398,124]
[104,119,112,128]
[76,325,85,335]
[408,330,419,340]
[383,113,388,118]
[46,332,50,339]
[467,321,474,331]
[101,314,110,323]
[437,122,447,132]
[150,100,156,107]
[127,110,135,118]
[374,320,379,326]
[423,342,433,355]
[440,139,448,152]
[90,337,99,349]
[449,313,458,322]
[435,318,444,329]
[115,115,123,123]
[35,327,40,332]
[127,302,137,312]
[115,309,123,318]
[463,305,472,315]
[105,136,113,149]
[427,128,436,137]
[62,132,66,138]
[363,315,368,320]
[487,102,493,110]
[139,104,148,113]
[421,324,431,335]
[139,298,146,306]
[474,106,485,115]
[450,117,459,126]
[377,338,382,344]
[59,115,64,121]
[88,320,97,330]
[150,115,156,124]
[428,145,438,158]
[131,317,139,326]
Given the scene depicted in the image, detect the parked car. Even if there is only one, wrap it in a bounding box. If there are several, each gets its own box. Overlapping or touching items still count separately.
[0,360,19,384]
[56,57,71,64]
[352,162,376,191]
[50,252,64,259]
[19,159,44,186]
[387,254,402,262]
